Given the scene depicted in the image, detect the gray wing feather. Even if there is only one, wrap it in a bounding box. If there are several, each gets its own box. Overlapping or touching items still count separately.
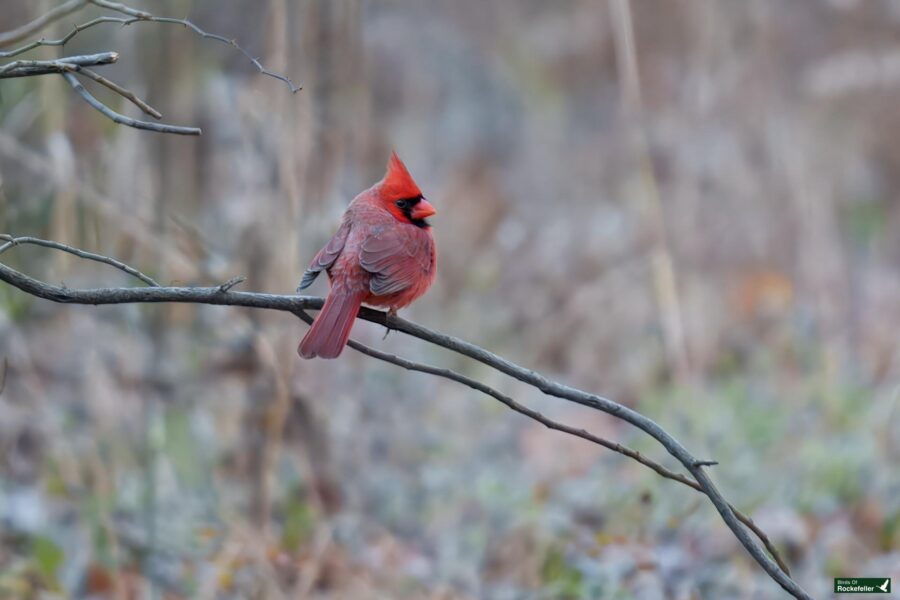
[297,221,351,292]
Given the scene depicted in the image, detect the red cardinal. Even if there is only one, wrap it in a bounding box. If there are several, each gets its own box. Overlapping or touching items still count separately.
[297,153,437,359]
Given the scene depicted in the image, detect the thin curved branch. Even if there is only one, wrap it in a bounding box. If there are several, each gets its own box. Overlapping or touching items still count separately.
[0,54,189,132]
[370,322,809,598]
[137,16,301,93]
[0,0,87,47]
[0,235,159,287]
[0,251,809,599]
[88,0,301,92]
[70,66,162,119]
[0,2,300,92]
[0,17,131,58]
[61,72,201,135]
[293,309,791,576]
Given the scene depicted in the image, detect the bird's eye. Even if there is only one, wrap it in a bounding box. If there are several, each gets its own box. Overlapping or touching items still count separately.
[395,200,408,209]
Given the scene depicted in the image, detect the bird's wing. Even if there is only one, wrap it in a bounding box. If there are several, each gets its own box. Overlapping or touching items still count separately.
[297,220,351,291]
[359,225,432,296]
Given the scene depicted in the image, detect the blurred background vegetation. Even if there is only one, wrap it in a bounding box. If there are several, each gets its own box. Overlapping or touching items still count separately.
[1,0,899,598]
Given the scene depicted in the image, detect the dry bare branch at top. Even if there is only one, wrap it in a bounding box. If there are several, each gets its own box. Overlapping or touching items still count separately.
[0,52,194,133]
[0,0,88,47]
[0,0,300,135]
[0,51,118,76]
[0,237,811,600]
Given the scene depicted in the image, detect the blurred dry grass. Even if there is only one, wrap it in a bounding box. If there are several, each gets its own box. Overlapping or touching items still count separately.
[1,0,899,598]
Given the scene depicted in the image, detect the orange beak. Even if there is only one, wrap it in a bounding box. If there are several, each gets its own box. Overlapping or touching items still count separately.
[410,198,436,220]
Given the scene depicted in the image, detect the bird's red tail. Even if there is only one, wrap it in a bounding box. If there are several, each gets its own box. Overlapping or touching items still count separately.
[298,290,364,359]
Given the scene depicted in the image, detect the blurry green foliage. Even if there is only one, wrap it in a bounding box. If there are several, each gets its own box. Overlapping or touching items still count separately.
[281,495,315,553]
[540,545,584,599]
[0,280,34,322]
[880,510,900,552]
[0,536,67,597]
[28,535,63,589]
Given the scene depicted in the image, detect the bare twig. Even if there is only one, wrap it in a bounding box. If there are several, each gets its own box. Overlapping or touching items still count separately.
[0,2,300,92]
[0,54,183,131]
[61,72,201,135]
[217,276,246,293]
[0,235,159,287]
[137,16,301,93]
[0,248,809,599]
[0,17,144,58]
[0,52,118,77]
[70,66,162,119]
[0,0,88,47]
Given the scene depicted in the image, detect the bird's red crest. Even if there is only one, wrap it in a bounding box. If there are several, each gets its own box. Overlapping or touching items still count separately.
[380,151,422,200]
